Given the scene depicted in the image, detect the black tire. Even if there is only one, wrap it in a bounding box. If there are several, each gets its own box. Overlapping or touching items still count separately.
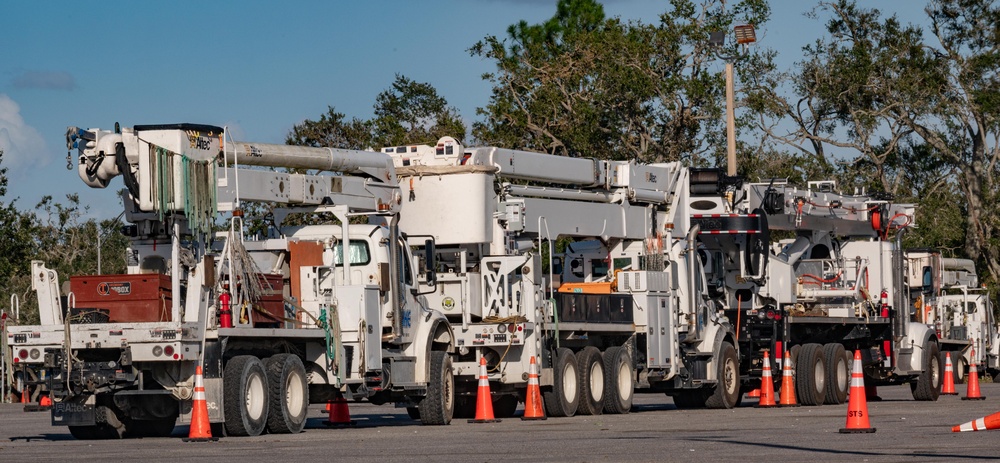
[795,343,826,406]
[671,390,708,409]
[911,341,941,401]
[418,351,454,425]
[823,343,850,405]
[493,395,519,418]
[705,342,740,409]
[406,407,421,420]
[224,355,270,436]
[576,347,605,415]
[951,351,967,384]
[542,348,579,417]
[265,354,309,434]
[603,346,634,414]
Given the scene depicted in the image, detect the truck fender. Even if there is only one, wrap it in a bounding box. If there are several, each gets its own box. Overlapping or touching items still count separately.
[407,310,454,383]
[902,322,937,372]
[706,322,737,382]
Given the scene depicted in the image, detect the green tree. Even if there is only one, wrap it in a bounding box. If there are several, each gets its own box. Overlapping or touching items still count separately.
[753,0,1000,284]
[471,0,773,165]
[287,75,466,151]
[286,107,373,151]
[0,153,34,323]
[372,74,466,147]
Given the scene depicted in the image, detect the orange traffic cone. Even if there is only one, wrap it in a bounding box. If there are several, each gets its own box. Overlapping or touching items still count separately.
[840,350,876,433]
[20,388,28,404]
[182,365,218,442]
[941,354,958,395]
[323,396,357,426]
[469,357,500,423]
[522,356,546,420]
[755,350,777,408]
[952,410,1000,432]
[747,388,761,398]
[39,394,52,408]
[962,349,985,401]
[778,351,799,407]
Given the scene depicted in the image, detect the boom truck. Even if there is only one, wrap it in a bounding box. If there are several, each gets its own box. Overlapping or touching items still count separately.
[6,123,457,439]
[381,137,768,416]
[742,179,944,405]
[904,250,999,381]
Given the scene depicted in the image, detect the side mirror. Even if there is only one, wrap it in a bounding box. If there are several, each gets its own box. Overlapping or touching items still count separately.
[424,239,436,286]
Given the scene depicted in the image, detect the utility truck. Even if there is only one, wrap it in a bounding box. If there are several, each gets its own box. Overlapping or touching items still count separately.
[7,123,456,439]
[904,250,999,381]
[383,137,767,416]
[743,179,944,404]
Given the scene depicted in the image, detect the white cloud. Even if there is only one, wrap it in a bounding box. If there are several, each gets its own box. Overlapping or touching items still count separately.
[0,94,49,172]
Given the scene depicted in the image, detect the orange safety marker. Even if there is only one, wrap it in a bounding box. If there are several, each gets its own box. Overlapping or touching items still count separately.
[952,410,1000,432]
[323,397,357,426]
[469,357,500,423]
[521,356,546,420]
[755,350,777,408]
[747,388,761,398]
[840,350,875,433]
[182,365,218,442]
[941,354,958,396]
[778,351,799,407]
[962,348,985,401]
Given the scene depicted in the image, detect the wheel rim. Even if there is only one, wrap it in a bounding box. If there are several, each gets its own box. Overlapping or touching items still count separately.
[724,357,737,395]
[443,367,454,411]
[564,363,578,403]
[590,362,604,401]
[616,361,630,400]
[930,354,940,385]
[286,370,305,415]
[247,372,266,420]
[837,357,848,393]
[814,358,825,393]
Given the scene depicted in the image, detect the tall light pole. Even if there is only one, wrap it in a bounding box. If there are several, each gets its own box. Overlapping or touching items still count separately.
[709,25,756,176]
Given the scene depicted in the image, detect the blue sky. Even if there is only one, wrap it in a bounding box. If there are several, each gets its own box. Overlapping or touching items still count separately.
[0,0,926,219]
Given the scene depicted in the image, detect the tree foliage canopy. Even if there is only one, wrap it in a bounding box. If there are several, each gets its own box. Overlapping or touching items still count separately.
[470,0,772,165]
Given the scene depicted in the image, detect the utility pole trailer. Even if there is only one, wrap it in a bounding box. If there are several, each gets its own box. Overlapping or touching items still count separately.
[9,124,456,439]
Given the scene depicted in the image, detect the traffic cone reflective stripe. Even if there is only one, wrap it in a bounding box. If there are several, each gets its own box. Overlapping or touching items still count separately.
[952,410,1000,432]
[755,350,777,408]
[469,357,500,423]
[840,350,876,433]
[941,354,958,395]
[962,348,985,400]
[778,351,799,407]
[183,365,218,442]
[323,397,357,426]
[522,356,546,420]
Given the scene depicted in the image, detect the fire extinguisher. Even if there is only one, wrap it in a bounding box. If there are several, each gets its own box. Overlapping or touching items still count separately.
[219,286,233,328]
[879,290,889,318]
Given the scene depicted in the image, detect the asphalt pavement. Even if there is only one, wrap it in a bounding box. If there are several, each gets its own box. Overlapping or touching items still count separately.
[1,383,999,462]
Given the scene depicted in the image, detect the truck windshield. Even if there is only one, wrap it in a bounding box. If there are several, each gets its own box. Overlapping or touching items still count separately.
[332,240,371,266]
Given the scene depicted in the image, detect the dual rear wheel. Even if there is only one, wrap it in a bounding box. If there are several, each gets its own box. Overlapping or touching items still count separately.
[543,346,634,417]
[224,354,309,437]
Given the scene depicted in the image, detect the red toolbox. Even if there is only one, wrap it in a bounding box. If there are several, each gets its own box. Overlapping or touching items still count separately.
[70,274,172,322]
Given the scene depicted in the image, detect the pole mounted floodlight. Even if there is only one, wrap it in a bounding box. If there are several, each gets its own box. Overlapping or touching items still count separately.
[707,24,757,177]
[734,24,756,45]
